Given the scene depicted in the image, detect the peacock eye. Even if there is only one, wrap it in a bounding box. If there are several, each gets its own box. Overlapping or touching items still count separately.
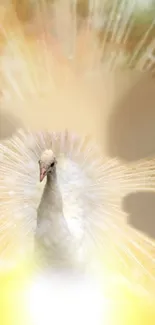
[50,162,55,167]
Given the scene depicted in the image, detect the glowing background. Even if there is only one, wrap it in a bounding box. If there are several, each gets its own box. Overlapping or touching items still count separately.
[0,0,155,324]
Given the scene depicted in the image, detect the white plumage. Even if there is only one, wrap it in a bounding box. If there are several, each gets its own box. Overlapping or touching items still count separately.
[0,128,116,270]
[36,148,79,269]
[0,127,155,297]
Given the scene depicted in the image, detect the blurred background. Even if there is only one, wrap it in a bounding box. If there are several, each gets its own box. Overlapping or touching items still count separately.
[0,0,155,324]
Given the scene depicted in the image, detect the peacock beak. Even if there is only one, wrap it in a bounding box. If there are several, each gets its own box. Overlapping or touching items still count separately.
[40,167,47,182]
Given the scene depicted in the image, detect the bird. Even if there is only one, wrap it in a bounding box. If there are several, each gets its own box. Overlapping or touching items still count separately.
[0,128,117,272]
[0,127,155,296]
[35,148,80,270]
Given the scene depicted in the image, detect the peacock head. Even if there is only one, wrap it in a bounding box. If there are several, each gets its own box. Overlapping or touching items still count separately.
[38,149,57,182]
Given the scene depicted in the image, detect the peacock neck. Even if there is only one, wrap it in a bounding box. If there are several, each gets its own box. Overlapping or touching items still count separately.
[43,168,63,213]
[37,167,77,270]
[46,167,57,185]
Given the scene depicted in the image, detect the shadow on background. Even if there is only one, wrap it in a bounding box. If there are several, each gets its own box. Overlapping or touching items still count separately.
[122,191,155,240]
[106,73,155,162]
[0,108,22,141]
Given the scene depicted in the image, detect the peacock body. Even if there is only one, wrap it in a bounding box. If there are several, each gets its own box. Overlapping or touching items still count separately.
[0,127,155,295]
[0,129,119,271]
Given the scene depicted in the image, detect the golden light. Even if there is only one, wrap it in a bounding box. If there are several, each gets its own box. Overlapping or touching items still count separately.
[0,255,155,325]
[0,2,155,325]
[25,270,107,325]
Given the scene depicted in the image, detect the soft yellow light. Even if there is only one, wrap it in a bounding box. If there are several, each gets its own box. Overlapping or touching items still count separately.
[26,270,108,325]
[0,258,155,325]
